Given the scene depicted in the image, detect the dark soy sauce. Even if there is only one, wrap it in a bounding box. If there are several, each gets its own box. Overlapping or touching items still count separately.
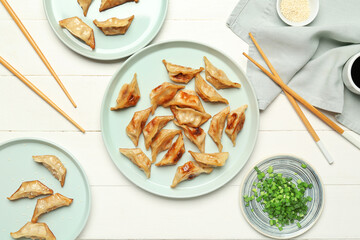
[351,57,360,88]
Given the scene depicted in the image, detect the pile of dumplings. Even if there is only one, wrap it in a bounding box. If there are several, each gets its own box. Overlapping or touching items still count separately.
[111,57,248,188]
[59,0,138,50]
[8,155,73,240]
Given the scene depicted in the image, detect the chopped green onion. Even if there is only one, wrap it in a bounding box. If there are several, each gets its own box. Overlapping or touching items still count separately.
[301,163,307,169]
[244,165,313,231]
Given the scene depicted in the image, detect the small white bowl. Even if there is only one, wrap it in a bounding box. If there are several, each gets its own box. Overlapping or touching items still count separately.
[342,52,360,95]
[276,0,319,27]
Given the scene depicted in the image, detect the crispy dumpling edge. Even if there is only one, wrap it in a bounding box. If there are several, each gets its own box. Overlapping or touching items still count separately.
[126,107,152,147]
[110,73,140,111]
[203,56,241,89]
[59,16,95,49]
[208,106,230,152]
[93,15,134,36]
[155,133,185,167]
[195,73,229,104]
[31,193,73,223]
[8,180,54,201]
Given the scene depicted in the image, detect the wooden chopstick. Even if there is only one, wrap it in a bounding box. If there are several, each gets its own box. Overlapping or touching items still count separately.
[0,57,85,133]
[248,33,334,164]
[243,49,360,150]
[0,0,77,108]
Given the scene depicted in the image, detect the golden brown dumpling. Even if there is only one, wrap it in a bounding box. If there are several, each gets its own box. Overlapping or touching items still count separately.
[156,134,185,167]
[93,15,134,36]
[226,105,248,146]
[143,116,174,150]
[111,73,140,110]
[150,129,181,163]
[163,90,205,112]
[204,56,241,89]
[171,161,213,188]
[11,222,56,240]
[8,181,53,201]
[59,17,95,49]
[31,193,73,223]
[189,151,229,167]
[208,106,230,152]
[162,60,204,84]
[171,106,211,128]
[77,0,92,16]
[99,0,138,11]
[33,155,66,187]
[126,107,151,147]
[119,148,152,178]
[174,120,206,153]
[150,82,185,114]
[195,73,228,104]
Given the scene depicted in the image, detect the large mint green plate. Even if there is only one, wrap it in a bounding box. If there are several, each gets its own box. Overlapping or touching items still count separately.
[101,40,259,198]
[0,138,91,239]
[44,0,168,60]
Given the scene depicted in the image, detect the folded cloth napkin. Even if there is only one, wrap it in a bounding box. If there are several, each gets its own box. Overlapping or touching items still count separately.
[227,0,360,134]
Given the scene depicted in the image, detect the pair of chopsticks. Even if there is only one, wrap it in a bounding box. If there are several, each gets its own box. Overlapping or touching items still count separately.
[0,57,85,133]
[244,33,360,164]
[1,0,85,132]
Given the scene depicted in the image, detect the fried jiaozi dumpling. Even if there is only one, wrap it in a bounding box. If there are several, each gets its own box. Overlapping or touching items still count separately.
[111,73,140,110]
[226,105,248,146]
[174,120,206,153]
[204,56,241,89]
[150,82,184,114]
[126,107,151,147]
[77,0,92,16]
[94,15,134,36]
[208,106,230,152]
[99,0,138,11]
[143,115,174,150]
[119,148,152,178]
[59,17,95,49]
[11,222,56,240]
[163,90,205,112]
[150,129,181,163]
[195,73,229,104]
[162,60,204,84]
[171,161,213,188]
[31,193,73,223]
[171,106,211,128]
[156,134,185,167]
[33,155,66,187]
[189,151,229,167]
[8,181,53,201]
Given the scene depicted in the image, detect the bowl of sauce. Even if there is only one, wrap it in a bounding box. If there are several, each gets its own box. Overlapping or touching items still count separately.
[343,52,360,95]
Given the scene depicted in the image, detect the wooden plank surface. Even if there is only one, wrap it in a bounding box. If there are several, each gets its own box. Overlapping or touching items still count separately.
[0,0,359,239]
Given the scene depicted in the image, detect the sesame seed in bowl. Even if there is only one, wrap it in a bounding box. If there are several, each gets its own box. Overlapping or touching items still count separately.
[276,0,320,27]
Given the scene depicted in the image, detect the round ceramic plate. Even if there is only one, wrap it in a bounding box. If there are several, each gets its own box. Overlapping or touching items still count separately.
[101,40,259,198]
[0,138,91,239]
[44,0,168,60]
[240,155,324,239]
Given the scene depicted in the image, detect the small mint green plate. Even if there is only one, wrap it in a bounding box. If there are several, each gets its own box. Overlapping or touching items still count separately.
[0,138,91,239]
[44,0,168,60]
[240,155,324,239]
[101,40,260,198]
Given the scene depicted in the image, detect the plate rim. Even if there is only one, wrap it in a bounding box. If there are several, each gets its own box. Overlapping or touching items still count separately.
[239,154,325,239]
[0,137,92,239]
[100,39,260,198]
[43,0,169,60]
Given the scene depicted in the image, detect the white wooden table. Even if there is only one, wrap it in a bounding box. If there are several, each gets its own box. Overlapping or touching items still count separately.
[1,0,360,239]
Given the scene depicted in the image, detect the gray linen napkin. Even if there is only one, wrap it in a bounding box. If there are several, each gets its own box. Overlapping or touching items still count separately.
[227,0,360,134]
